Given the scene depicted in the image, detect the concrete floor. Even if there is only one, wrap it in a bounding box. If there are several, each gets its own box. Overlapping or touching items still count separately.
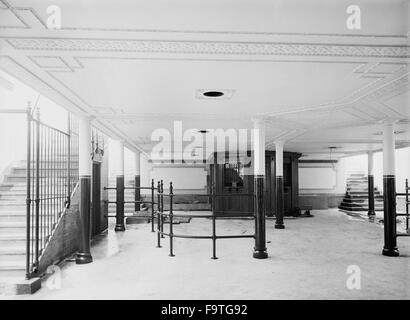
[5,209,410,300]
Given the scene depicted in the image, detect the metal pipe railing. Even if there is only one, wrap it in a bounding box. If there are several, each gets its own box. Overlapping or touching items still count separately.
[103,179,157,231]
[20,108,79,279]
[156,180,162,248]
[156,183,256,259]
[25,107,32,279]
[396,178,410,238]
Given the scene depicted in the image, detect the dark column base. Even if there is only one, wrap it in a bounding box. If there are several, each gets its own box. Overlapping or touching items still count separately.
[253,176,268,259]
[382,175,398,257]
[253,250,268,259]
[76,176,93,265]
[368,175,375,216]
[382,247,399,257]
[275,176,285,229]
[115,175,125,232]
[75,252,93,264]
[114,224,126,232]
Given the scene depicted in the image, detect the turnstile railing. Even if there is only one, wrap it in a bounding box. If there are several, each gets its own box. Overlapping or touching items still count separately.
[396,178,410,237]
[156,181,256,259]
[104,179,157,232]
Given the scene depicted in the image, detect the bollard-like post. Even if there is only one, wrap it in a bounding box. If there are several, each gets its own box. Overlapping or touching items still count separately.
[169,182,175,257]
[156,181,162,248]
[151,179,155,232]
[160,180,164,238]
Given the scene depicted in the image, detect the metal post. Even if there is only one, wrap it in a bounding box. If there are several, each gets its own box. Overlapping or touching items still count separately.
[115,175,125,231]
[66,113,71,208]
[160,180,164,238]
[211,196,217,260]
[34,110,40,270]
[382,122,399,257]
[367,151,375,216]
[169,182,175,257]
[151,179,155,232]
[25,107,32,279]
[406,179,409,232]
[134,151,140,211]
[211,157,217,259]
[156,181,162,248]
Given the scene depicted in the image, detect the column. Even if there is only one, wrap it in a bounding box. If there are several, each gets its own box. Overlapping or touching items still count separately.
[367,151,375,216]
[76,116,93,264]
[115,140,125,232]
[382,122,399,257]
[134,151,141,212]
[275,141,285,229]
[253,119,268,259]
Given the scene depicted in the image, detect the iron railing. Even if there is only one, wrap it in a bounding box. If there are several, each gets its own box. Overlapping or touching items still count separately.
[25,108,79,278]
[396,178,410,236]
[156,181,256,259]
[104,179,157,231]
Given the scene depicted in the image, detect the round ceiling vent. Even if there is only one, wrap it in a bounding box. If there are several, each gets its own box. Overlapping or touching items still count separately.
[203,91,224,97]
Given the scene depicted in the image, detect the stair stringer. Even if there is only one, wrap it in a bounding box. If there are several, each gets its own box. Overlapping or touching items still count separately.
[36,181,80,275]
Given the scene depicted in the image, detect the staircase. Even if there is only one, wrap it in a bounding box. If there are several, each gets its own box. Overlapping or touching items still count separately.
[0,162,30,278]
[338,173,384,212]
[0,160,77,279]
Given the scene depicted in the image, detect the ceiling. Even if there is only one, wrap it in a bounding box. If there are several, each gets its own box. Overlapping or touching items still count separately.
[0,0,409,160]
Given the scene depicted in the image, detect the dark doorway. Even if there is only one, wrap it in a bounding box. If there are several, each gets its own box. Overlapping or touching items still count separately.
[91,161,101,237]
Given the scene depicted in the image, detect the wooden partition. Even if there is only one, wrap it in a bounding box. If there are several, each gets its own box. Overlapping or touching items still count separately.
[210,151,301,216]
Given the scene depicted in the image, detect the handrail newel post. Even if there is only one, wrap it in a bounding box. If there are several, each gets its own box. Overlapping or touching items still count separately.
[160,180,164,238]
[151,179,155,232]
[169,182,175,257]
[25,106,32,279]
[156,181,162,248]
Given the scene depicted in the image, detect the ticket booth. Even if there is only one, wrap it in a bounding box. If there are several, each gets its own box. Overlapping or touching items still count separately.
[209,151,301,216]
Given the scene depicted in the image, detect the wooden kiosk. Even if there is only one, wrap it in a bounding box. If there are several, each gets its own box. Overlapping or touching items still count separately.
[209,151,301,217]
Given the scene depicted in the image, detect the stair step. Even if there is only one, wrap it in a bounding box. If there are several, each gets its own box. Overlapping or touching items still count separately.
[0,234,26,240]
[339,206,368,212]
[0,221,54,228]
[0,215,26,223]
[0,247,26,255]
[0,261,25,271]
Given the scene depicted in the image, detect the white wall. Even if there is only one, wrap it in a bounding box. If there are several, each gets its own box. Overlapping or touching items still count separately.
[150,166,207,193]
[299,159,347,195]
[0,114,27,178]
[0,70,69,177]
[299,147,410,195]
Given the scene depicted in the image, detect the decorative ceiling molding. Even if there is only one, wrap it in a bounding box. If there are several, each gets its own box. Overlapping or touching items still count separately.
[6,38,410,58]
[0,0,408,39]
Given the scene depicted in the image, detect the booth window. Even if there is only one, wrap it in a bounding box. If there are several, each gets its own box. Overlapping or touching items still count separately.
[223,163,244,188]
